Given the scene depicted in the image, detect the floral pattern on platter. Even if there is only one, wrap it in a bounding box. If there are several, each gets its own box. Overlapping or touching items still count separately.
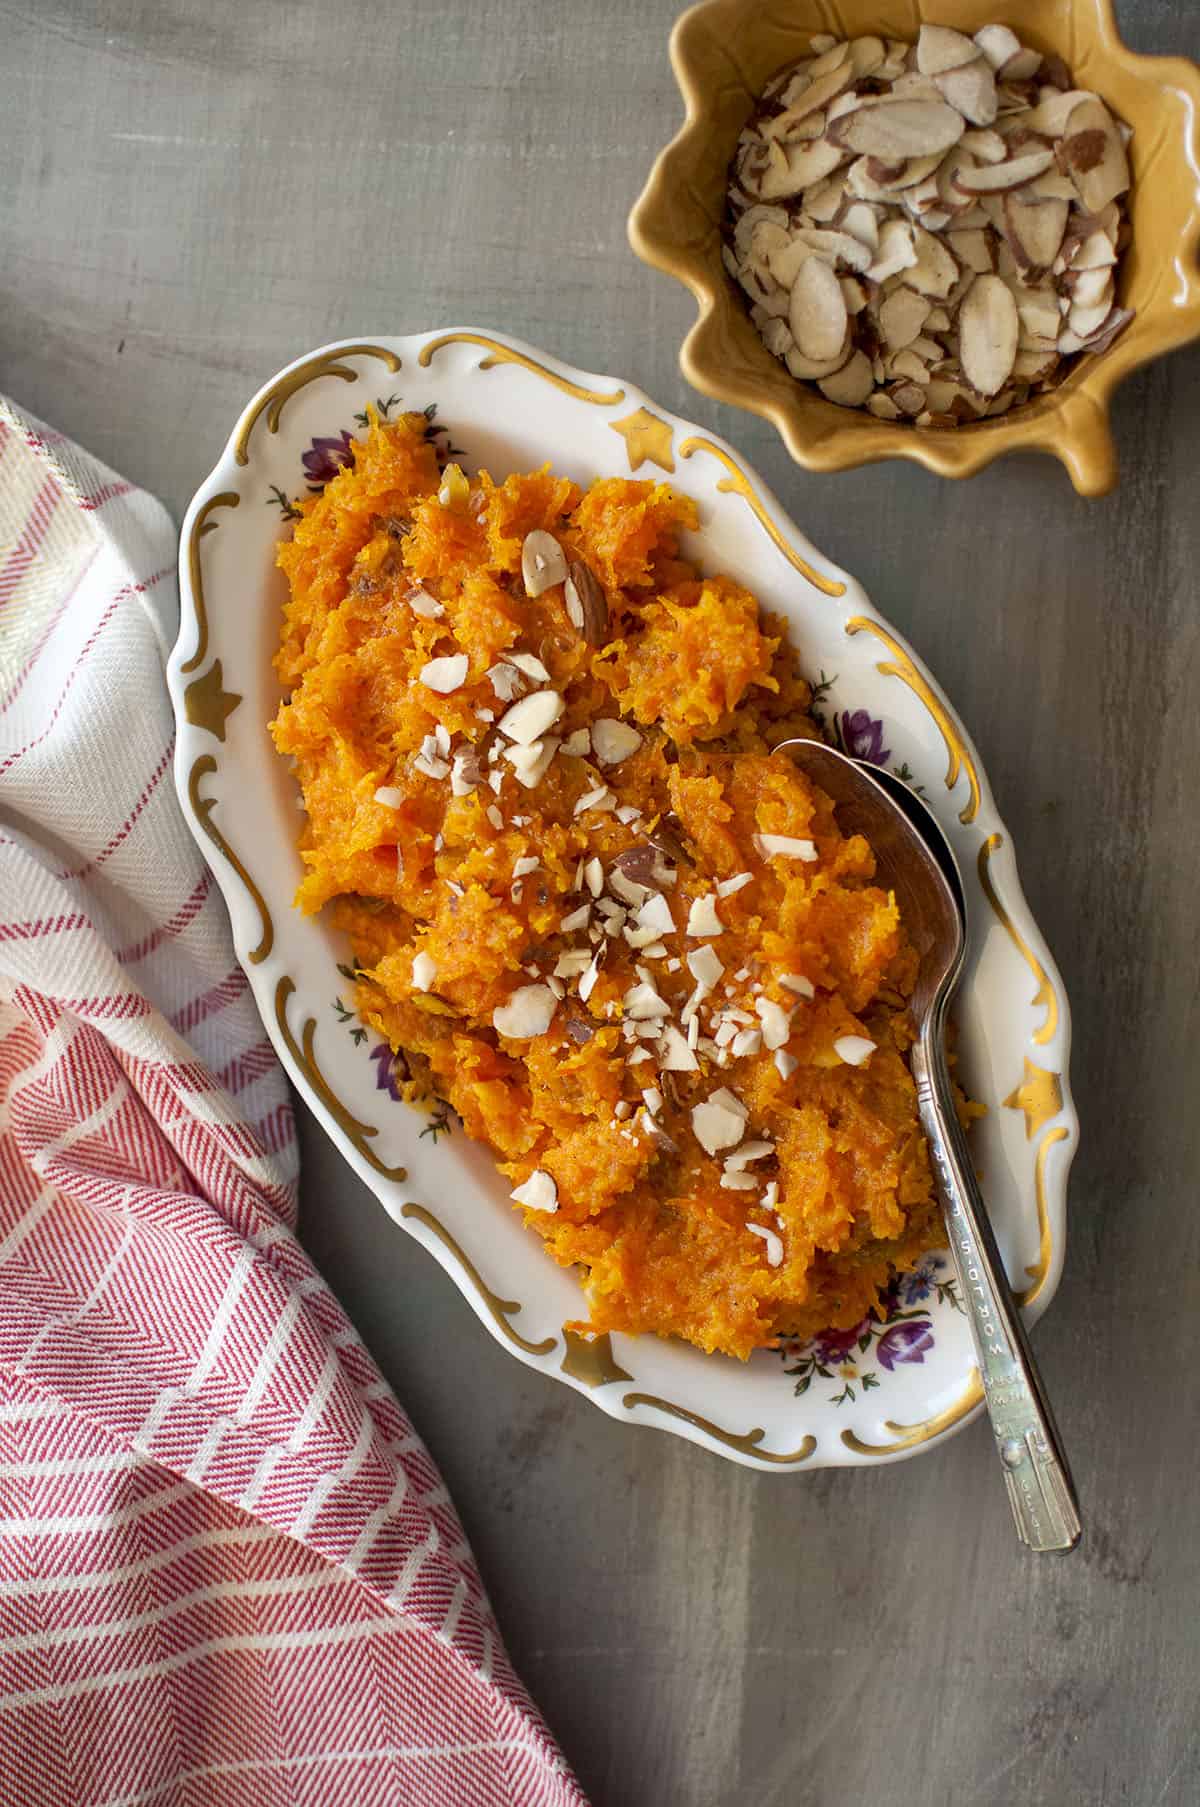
[267,395,463,518]
[776,1256,963,1406]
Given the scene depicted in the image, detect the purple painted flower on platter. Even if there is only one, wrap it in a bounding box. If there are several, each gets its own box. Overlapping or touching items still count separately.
[838,709,891,766]
[302,429,356,488]
[876,1320,935,1370]
[811,1322,868,1367]
[896,1254,940,1306]
[370,1042,405,1103]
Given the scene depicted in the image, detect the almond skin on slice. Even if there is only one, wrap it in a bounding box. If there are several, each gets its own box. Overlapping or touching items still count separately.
[954,148,1055,193]
[817,348,874,406]
[789,255,848,361]
[828,98,965,161]
[1059,97,1130,214]
[916,24,978,76]
[1003,192,1068,276]
[959,272,1020,396]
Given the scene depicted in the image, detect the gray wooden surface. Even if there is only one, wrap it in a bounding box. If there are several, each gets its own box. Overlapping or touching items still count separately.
[3,2,1199,1801]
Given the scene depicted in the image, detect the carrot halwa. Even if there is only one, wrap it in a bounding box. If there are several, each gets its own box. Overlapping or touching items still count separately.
[271,413,945,1359]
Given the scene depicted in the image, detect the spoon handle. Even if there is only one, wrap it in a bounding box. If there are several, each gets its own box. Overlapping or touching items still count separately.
[913,1030,1081,1554]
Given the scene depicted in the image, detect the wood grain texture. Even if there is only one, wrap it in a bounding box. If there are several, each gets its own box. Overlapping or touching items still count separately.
[2,2,1198,1801]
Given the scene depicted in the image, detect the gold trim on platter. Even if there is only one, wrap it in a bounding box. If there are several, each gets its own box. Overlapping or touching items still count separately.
[609,407,676,473]
[845,616,980,824]
[1004,1059,1064,1141]
[232,344,402,466]
[274,976,407,1182]
[401,1203,557,1357]
[560,1329,632,1388]
[621,1392,816,1464]
[184,660,241,743]
[678,437,845,597]
[187,755,273,963]
[180,491,240,675]
[977,833,1058,1044]
[418,333,625,405]
[840,1368,984,1457]
[1015,1126,1069,1310]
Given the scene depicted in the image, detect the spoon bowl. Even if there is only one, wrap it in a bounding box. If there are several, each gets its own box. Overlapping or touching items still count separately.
[775,738,1080,1552]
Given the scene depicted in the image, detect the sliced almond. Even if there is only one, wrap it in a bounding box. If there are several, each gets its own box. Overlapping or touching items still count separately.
[1003,193,1068,275]
[889,72,942,103]
[954,148,1055,192]
[839,275,868,314]
[948,226,994,273]
[890,381,927,416]
[999,46,1042,82]
[1069,229,1118,271]
[758,135,847,199]
[1023,169,1080,204]
[959,273,1019,396]
[906,224,960,298]
[879,285,932,348]
[1023,88,1097,137]
[879,151,950,193]
[828,98,965,161]
[817,349,874,406]
[890,346,931,383]
[789,255,848,361]
[769,61,858,132]
[760,316,794,360]
[1068,297,1115,339]
[1068,265,1115,310]
[840,201,880,255]
[960,127,1009,164]
[733,202,788,260]
[792,225,874,273]
[564,562,608,646]
[973,24,1022,71]
[803,170,850,220]
[936,58,998,128]
[925,377,985,416]
[808,40,851,77]
[866,216,917,282]
[866,392,902,420]
[849,34,885,77]
[418,652,469,695]
[916,24,978,76]
[1015,286,1061,341]
[1013,348,1060,382]
[494,984,557,1040]
[1073,305,1133,355]
[785,338,851,381]
[522,531,567,597]
[1059,97,1130,213]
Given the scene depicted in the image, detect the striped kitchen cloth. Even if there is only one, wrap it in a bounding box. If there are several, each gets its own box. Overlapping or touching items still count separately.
[0,397,587,1807]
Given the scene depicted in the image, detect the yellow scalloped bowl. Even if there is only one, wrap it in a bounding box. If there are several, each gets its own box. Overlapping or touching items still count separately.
[629,0,1200,495]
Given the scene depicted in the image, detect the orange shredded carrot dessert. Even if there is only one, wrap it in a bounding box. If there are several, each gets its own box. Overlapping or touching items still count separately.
[271,413,947,1359]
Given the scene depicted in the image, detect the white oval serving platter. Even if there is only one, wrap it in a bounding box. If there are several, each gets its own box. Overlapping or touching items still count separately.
[168,330,1077,1472]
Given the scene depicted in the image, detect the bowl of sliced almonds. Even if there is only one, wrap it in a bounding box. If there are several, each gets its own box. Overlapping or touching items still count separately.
[629,0,1200,494]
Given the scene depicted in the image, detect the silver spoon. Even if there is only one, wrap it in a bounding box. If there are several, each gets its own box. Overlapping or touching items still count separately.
[774,738,1080,1553]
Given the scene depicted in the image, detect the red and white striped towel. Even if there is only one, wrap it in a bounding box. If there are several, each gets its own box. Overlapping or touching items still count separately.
[0,399,587,1806]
